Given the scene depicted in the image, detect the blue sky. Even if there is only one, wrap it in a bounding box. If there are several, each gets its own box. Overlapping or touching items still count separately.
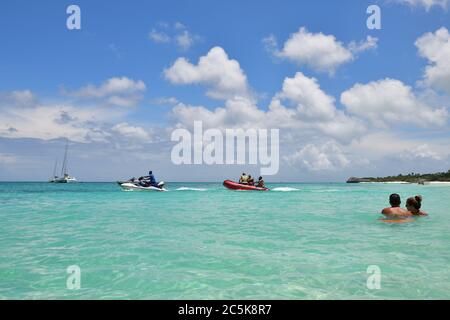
[0,0,449,181]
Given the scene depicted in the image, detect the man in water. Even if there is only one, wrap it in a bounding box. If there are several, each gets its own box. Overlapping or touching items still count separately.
[381,193,410,216]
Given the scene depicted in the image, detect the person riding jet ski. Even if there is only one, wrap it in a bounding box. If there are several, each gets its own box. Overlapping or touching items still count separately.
[139,171,158,187]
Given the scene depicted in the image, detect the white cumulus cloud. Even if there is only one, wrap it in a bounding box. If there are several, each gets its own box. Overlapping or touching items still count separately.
[171,96,265,130]
[170,69,365,144]
[0,103,112,143]
[398,144,443,160]
[415,27,450,95]
[4,90,38,107]
[348,36,379,54]
[269,72,366,142]
[264,27,377,74]
[284,142,350,171]
[112,123,151,141]
[0,90,150,143]
[148,22,200,50]
[164,46,251,100]
[66,77,146,107]
[276,72,337,120]
[341,78,448,128]
[394,0,449,10]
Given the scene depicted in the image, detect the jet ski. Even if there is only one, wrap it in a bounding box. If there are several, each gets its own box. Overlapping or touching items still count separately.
[117,179,167,192]
[223,180,269,191]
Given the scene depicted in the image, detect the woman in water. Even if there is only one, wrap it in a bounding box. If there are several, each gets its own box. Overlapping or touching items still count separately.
[406,195,428,216]
[380,194,427,223]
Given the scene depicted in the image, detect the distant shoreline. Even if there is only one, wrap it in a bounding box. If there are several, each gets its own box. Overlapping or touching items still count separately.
[358,181,450,185]
[347,170,450,184]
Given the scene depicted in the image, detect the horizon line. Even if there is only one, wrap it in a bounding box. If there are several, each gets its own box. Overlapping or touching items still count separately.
[0,180,344,184]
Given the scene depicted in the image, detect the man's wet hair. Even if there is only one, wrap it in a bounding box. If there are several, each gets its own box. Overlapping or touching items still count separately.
[389,193,401,206]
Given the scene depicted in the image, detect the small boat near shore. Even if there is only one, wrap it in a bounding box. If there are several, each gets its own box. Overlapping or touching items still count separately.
[50,174,77,183]
[49,139,77,183]
[223,180,269,191]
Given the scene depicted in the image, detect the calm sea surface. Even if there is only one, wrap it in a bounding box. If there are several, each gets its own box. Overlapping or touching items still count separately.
[1,182,449,299]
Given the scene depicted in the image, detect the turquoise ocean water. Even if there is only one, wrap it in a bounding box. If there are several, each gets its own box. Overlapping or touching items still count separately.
[1,181,449,299]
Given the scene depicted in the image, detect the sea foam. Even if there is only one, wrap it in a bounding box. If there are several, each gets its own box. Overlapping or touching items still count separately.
[271,187,299,192]
[176,187,207,191]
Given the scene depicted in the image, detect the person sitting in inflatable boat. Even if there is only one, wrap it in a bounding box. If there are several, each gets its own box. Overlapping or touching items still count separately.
[256,176,265,188]
[239,173,249,185]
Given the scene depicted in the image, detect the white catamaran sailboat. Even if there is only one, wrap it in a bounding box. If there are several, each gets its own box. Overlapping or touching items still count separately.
[49,140,77,183]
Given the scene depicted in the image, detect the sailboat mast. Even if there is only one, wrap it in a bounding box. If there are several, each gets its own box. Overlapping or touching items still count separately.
[52,158,58,178]
[61,139,69,176]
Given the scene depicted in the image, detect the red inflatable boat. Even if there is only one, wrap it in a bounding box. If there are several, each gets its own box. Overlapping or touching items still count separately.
[223,180,269,191]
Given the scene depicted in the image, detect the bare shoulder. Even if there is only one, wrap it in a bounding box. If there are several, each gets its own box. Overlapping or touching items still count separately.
[382,207,411,216]
[381,207,397,214]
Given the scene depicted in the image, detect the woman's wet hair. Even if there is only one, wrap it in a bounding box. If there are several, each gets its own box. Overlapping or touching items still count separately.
[389,193,401,206]
[406,195,422,210]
